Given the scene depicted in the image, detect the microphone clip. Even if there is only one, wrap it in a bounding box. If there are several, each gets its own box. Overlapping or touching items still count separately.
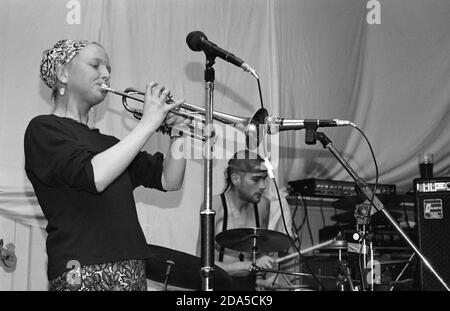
[305,125,319,145]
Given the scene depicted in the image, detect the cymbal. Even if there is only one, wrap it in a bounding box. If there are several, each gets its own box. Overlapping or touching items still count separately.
[146,244,232,291]
[332,194,415,211]
[215,228,292,253]
[331,211,402,224]
[321,239,348,250]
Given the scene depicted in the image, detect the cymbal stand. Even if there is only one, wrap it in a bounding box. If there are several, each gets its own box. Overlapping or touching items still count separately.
[331,232,356,291]
[249,234,259,272]
[163,260,175,291]
[338,259,356,291]
[353,204,376,291]
[310,130,449,291]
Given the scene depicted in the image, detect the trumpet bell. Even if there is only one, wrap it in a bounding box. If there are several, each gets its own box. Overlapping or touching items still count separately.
[246,108,268,150]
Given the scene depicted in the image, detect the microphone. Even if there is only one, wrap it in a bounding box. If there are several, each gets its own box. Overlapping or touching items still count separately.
[267,116,356,134]
[186,31,259,79]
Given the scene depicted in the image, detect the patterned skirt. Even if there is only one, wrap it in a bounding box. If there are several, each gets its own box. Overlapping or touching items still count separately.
[49,259,147,291]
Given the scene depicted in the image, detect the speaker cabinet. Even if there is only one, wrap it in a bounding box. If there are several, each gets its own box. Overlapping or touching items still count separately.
[414,178,450,290]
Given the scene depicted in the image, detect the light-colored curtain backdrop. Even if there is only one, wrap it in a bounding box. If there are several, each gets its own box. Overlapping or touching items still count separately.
[276,0,450,191]
[1,0,450,289]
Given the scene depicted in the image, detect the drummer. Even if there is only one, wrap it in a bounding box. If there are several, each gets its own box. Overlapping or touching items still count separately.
[197,150,278,291]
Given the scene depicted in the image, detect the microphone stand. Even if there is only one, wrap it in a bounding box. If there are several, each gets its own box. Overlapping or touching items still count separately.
[305,127,449,291]
[353,203,375,290]
[200,55,217,291]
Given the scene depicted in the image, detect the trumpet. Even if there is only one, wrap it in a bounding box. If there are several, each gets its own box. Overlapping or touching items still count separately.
[101,84,268,148]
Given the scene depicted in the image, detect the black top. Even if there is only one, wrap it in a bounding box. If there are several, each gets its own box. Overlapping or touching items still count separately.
[218,192,260,291]
[218,192,260,262]
[24,115,165,280]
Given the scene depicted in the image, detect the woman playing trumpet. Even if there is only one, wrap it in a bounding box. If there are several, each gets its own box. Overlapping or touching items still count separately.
[24,39,189,291]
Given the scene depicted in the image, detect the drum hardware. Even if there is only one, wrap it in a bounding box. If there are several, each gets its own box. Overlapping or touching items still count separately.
[272,239,345,290]
[214,214,415,290]
[163,260,175,291]
[145,244,232,291]
[216,229,347,288]
[337,259,356,291]
[351,202,377,291]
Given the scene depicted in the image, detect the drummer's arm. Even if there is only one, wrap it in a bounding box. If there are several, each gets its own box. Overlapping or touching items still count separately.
[216,255,276,277]
[215,260,253,277]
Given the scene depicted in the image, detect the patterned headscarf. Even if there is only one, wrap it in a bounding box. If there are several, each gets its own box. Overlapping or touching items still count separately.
[40,39,91,89]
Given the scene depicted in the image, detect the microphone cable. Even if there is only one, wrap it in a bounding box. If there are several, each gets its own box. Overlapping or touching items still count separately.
[271,176,325,290]
[346,125,380,291]
[257,78,264,109]
[255,69,324,289]
[263,156,325,290]
[352,125,380,219]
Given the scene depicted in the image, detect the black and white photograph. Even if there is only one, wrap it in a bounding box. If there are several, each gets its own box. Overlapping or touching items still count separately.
[1,0,450,297]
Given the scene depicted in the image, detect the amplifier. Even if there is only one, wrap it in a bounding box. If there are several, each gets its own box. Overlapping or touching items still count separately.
[415,178,450,193]
[288,178,396,198]
[414,178,450,290]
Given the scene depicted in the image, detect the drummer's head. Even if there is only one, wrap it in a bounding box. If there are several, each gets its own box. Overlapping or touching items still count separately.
[226,150,268,203]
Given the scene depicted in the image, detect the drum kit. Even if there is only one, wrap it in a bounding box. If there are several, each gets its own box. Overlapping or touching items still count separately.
[146,228,351,291]
[144,193,415,291]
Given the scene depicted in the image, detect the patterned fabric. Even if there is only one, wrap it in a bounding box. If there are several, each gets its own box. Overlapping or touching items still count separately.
[49,259,147,291]
[40,39,91,89]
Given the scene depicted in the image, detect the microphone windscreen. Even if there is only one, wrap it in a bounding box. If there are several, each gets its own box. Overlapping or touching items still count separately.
[186,31,207,52]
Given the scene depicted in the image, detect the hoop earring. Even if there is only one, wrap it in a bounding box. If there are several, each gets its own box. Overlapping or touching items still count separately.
[59,87,65,96]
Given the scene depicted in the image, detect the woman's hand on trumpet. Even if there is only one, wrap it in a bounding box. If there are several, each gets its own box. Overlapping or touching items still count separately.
[140,82,182,131]
[165,104,192,128]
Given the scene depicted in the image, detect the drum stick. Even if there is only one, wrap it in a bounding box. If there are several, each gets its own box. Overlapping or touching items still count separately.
[276,239,335,264]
